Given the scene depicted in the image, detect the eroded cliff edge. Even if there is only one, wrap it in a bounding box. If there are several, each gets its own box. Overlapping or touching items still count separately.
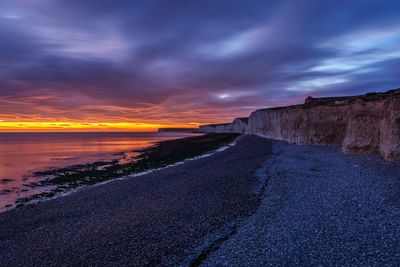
[199,89,400,160]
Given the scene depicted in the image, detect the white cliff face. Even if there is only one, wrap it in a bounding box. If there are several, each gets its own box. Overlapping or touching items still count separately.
[199,118,248,134]
[247,91,400,160]
[231,118,247,133]
[342,97,400,160]
[247,105,347,145]
[199,124,231,133]
[199,89,400,161]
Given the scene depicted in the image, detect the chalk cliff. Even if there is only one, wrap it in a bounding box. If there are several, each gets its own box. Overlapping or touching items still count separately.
[230,117,248,133]
[199,117,248,133]
[199,89,400,160]
[199,123,231,133]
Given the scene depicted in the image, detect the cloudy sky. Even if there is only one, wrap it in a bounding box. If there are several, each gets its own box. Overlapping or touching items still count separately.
[0,0,400,130]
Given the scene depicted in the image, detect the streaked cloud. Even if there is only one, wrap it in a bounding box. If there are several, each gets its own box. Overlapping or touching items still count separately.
[0,0,399,130]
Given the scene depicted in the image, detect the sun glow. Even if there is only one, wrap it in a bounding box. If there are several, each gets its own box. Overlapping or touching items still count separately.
[218,94,230,99]
[0,121,199,132]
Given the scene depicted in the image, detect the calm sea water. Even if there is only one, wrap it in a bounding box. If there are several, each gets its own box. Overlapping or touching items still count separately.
[0,132,197,210]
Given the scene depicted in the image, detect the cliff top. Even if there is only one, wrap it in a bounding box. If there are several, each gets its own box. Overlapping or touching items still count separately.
[305,88,400,105]
[260,88,400,111]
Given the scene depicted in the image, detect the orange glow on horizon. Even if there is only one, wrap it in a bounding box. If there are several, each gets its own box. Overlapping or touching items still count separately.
[0,121,201,132]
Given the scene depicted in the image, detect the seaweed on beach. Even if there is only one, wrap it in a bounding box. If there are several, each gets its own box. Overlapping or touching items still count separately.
[16,133,239,206]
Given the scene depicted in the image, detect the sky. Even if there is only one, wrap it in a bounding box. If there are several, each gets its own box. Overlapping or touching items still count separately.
[0,0,400,131]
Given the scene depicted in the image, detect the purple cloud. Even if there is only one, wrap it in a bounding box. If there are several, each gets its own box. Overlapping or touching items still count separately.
[0,0,399,125]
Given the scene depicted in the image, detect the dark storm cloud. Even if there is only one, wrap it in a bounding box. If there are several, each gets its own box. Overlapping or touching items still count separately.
[0,0,399,124]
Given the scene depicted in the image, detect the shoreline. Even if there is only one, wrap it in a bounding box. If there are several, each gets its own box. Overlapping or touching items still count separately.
[0,131,201,211]
[4,133,240,212]
[0,135,272,266]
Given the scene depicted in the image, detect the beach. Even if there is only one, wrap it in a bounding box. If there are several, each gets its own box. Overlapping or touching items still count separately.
[2,1,399,266]
[205,141,400,265]
[1,135,400,266]
[0,135,271,266]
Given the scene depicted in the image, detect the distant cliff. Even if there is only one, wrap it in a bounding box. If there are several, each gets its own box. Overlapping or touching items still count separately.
[199,89,400,160]
[158,128,198,133]
[199,118,248,133]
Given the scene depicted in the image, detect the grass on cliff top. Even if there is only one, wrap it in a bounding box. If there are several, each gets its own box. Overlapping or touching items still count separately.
[16,133,239,206]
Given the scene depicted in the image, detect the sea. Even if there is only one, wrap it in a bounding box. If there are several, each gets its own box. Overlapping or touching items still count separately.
[0,132,198,211]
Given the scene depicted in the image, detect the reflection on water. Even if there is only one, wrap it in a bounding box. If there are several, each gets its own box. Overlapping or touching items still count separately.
[0,132,197,210]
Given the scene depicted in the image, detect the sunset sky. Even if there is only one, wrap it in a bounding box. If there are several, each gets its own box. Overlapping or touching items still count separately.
[1,0,400,131]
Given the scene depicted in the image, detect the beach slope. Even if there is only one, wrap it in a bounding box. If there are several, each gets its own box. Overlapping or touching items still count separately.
[0,135,272,266]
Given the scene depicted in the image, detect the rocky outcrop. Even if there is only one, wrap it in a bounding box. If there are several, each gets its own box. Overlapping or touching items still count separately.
[200,89,400,160]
